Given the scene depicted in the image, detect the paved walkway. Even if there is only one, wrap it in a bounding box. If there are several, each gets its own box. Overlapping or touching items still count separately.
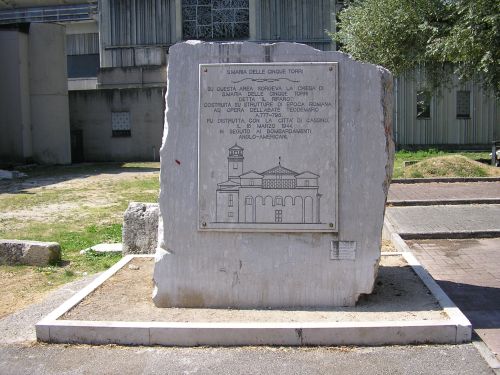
[408,238,500,363]
[386,180,500,370]
[386,204,500,238]
[388,181,500,205]
[0,342,493,374]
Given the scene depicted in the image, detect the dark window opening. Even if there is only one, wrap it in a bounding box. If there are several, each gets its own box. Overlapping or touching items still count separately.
[416,91,431,119]
[456,90,471,119]
[67,54,99,78]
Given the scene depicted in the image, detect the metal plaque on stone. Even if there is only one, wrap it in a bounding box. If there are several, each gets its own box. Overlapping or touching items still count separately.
[198,63,338,232]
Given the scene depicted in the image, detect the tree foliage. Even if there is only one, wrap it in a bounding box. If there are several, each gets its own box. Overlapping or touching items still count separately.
[331,0,499,96]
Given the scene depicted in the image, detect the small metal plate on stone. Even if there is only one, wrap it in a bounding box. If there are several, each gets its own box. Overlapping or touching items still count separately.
[330,241,356,260]
[198,63,338,232]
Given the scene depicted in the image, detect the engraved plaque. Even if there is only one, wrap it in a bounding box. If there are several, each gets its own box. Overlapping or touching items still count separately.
[330,241,356,260]
[198,63,338,232]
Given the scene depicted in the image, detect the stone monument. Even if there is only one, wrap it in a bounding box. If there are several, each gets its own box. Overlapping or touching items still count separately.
[153,41,394,308]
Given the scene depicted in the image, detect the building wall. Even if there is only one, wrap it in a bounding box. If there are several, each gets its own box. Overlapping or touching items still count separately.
[69,87,164,161]
[254,0,335,50]
[394,68,499,148]
[0,28,32,163]
[29,23,72,164]
[99,0,178,68]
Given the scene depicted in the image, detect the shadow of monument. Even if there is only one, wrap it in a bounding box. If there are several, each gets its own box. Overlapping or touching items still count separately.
[436,280,500,329]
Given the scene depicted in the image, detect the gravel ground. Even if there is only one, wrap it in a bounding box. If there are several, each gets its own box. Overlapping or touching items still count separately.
[0,273,98,344]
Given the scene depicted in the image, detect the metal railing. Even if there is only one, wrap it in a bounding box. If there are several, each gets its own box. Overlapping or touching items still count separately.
[0,3,97,24]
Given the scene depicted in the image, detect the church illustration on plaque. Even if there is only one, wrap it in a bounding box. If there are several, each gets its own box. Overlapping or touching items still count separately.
[215,144,322,224]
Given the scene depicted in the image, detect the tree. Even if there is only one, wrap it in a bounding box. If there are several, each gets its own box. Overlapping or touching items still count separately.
[331,0,499,96]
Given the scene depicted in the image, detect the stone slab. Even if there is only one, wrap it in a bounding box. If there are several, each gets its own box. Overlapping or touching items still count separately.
[80,243,122,255]
[154,41,394,308]
[0,170,26,180]
[0,239,61,266]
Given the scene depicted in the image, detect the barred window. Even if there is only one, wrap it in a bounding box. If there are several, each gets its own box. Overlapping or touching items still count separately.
[182,0,249,40]
[456,91,471,119]
[111,112,131,137]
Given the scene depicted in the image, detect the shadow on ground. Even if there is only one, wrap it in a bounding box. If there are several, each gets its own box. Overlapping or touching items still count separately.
[0,162,160,194]
[437,280,500,329]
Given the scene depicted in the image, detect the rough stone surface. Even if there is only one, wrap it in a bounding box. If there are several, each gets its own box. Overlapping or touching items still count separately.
[122,202,158,255]
[153,41,394,308]
[0,240,61,266]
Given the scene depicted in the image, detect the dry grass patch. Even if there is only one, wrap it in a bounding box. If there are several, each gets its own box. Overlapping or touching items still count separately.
[402,155,500,179]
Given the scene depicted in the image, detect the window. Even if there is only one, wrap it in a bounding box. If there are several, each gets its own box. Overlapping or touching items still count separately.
[111,112,131,137]
[228,194,233,207]
[250,179,254,186]
[276,197,283,206]
[305,180,309,187]
[245,197,252,205]
[275,210,282,223]
[416,91,431,119]
[456,91,471,119]
[182,0,249,40]
[228,212,233,218]
[233,163,238,169]
[67,55,99,78]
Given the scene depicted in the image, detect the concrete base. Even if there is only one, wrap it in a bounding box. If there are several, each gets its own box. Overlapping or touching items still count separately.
[36,254,471,346]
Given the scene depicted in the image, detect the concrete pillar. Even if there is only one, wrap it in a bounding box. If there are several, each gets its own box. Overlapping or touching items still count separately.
[175,0,182,42]
[29,23,71,164]
[0,28,32,163]
[249,0,257,41]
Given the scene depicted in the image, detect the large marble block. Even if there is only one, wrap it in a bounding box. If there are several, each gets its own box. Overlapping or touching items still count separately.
[153,41,394,308]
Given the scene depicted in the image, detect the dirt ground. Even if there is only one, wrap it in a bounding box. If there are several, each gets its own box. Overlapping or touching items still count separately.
[0,165,159,319]
[62,255,447,323]
[0,169,159,230]
[0,267,55,319]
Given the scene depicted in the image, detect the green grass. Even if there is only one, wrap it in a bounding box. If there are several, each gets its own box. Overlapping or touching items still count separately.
[393,149,491,178]
[0,163,160,289]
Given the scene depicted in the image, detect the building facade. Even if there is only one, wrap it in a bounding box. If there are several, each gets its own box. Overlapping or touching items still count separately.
[0,0,498,164]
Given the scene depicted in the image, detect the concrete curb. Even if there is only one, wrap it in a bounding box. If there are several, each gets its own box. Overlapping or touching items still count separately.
[473,340,500,371]
[392,177,500,184]
[388,198,500,207]
[36,254,471,347]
